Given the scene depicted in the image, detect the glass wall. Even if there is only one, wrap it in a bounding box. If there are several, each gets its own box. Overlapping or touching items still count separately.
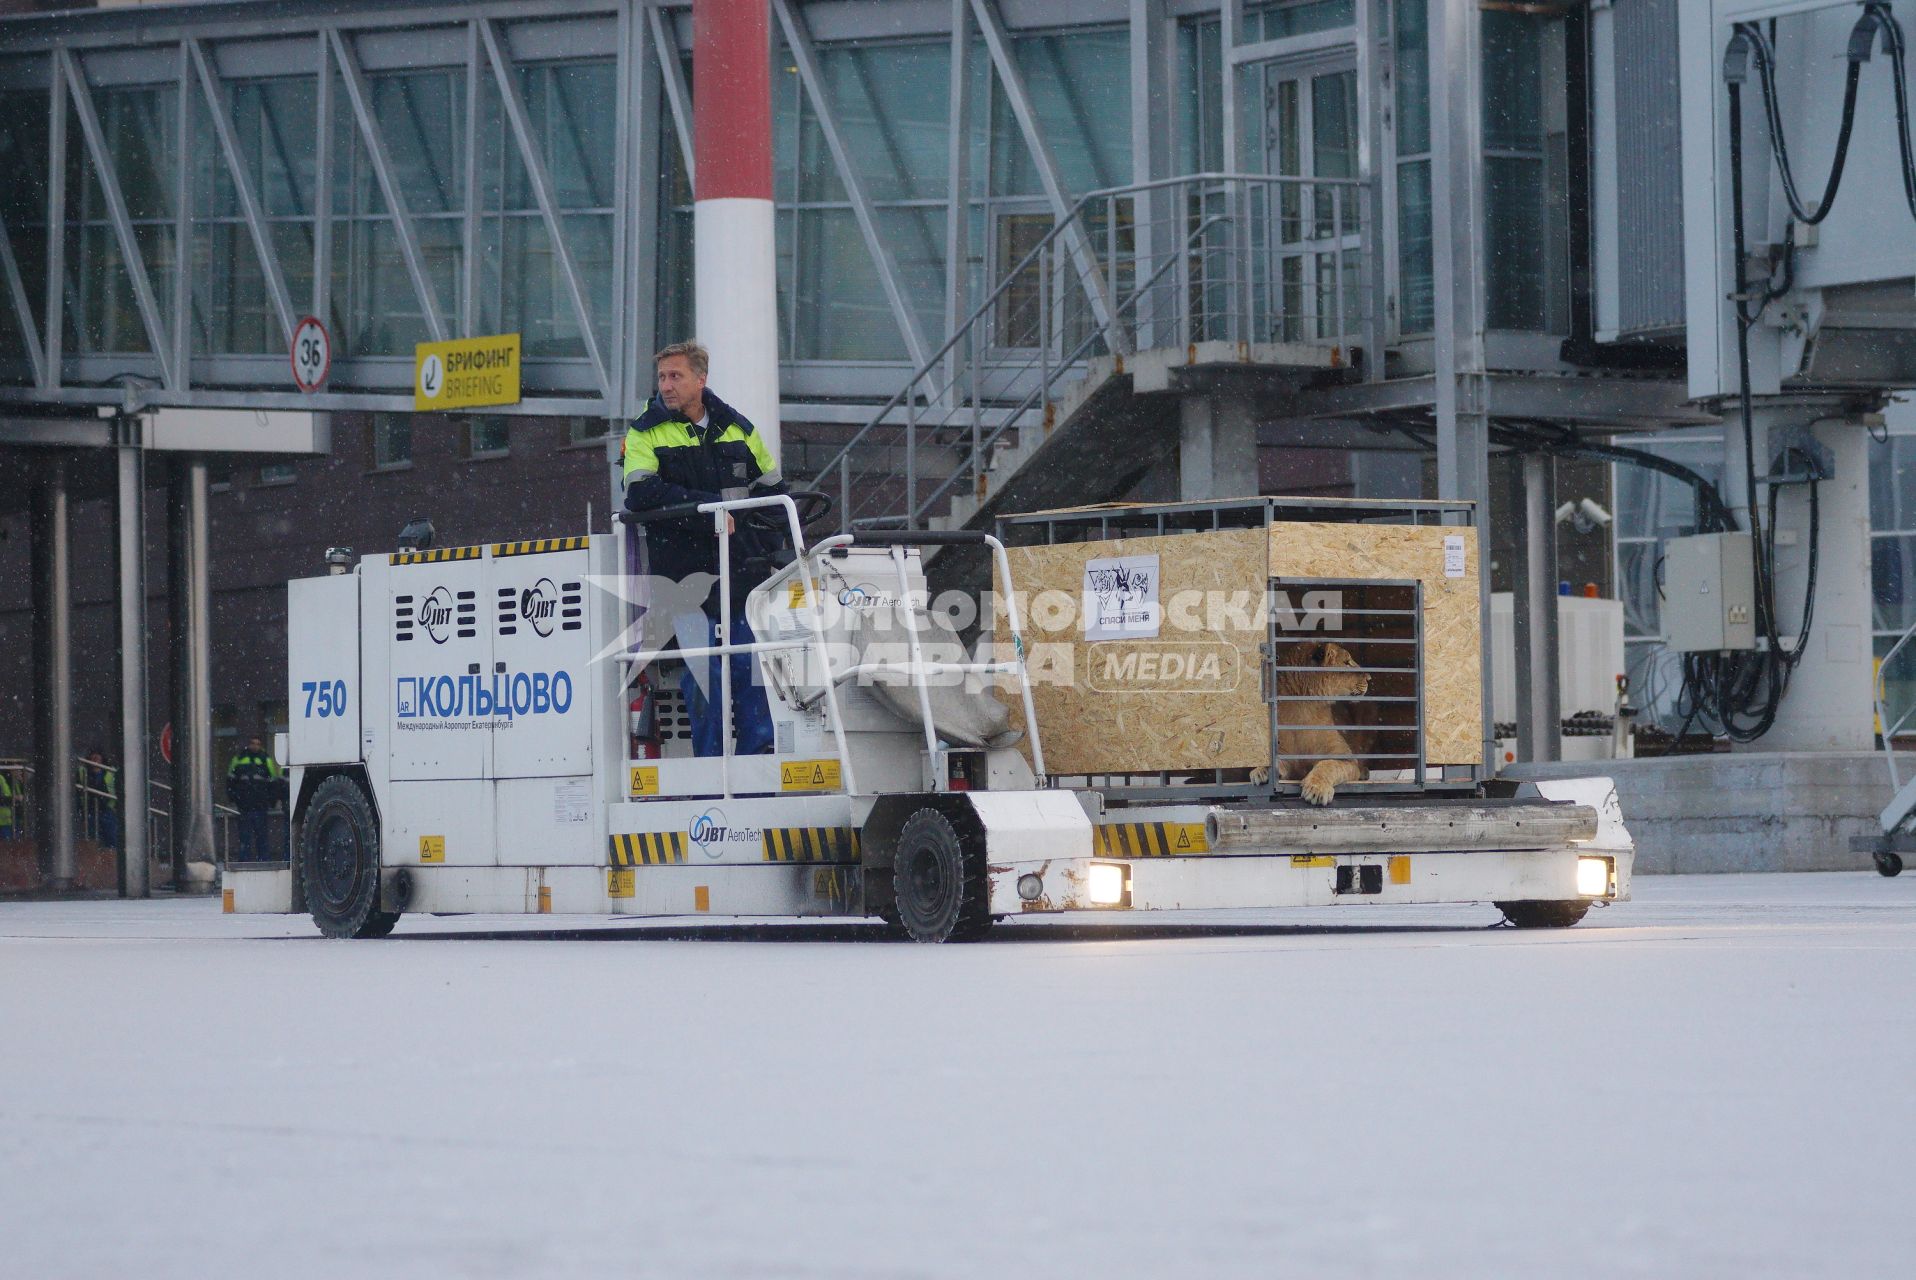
[0,89,50,384]
[1394,0,1433,336]
[1482,6,1569,332]
[194,75,316,355]
[70,82,178,358]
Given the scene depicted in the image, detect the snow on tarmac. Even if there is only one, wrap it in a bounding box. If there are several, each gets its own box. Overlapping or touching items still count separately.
[2,873,1912,1280]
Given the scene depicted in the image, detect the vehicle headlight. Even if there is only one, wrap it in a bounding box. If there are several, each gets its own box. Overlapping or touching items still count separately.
[1086,862,1128,906]
[1576,856,1613,897]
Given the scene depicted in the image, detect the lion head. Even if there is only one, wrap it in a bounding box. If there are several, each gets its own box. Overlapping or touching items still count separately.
[1286,640,1370,699]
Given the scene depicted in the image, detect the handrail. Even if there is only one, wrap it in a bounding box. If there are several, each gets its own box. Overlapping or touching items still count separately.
[808,171,1373,536]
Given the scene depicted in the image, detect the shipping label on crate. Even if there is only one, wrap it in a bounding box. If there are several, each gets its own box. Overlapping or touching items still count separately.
[1083,554,1161,641]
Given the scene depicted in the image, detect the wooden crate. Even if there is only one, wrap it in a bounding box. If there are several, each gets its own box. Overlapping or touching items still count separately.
[995,517,1482,775]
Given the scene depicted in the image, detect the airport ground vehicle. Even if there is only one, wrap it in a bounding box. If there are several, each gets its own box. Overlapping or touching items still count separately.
[226,493,1632,940]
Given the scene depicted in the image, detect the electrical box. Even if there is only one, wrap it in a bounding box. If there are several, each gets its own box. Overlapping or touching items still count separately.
[1663,533,1756,653]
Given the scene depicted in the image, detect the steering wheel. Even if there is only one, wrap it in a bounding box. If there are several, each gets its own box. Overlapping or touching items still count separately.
[741,488,833,536]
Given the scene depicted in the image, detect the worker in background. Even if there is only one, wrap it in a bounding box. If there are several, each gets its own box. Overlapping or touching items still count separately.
[77,749,117,850]
[0,767,16,840]
[227,735,282,862]
[622,340,783,757]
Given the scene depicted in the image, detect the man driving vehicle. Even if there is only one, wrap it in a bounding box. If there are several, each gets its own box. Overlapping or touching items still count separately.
[622,340,784,757]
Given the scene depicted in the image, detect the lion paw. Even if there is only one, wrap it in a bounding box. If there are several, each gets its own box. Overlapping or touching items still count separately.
[1300,775,1336,805]
[1249,765,1270,785]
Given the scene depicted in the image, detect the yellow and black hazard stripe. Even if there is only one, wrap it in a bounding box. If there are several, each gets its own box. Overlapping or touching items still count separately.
[1093,821,1209,857]
[492,536,589,557]
[762,827,861,863]
[610,831,688,866]
[391,545,482,566]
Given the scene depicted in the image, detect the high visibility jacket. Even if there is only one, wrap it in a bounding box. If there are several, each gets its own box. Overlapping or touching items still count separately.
[75,762,116,811]
[227,751,281,813]
[0,771,14,826]
[621,389,784,586]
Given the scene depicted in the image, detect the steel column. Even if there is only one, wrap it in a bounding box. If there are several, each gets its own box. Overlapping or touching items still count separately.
[44,60,66,391]
[625,0,662,421]
[312,31,334,330]
[1130,0,1176,352]
[773,0,931,369]
[461,21,482,339]
[172,41,193,389]
[1427,0,1492,769]
[1513,452,1561,763]
[116,431,150,898]
[942,0,972,405]
[328,27,448,343]
[167,457,217,881]
[30,457,76,891]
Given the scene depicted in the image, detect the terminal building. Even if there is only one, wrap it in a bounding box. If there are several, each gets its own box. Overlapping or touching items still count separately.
[1,0,1912,890]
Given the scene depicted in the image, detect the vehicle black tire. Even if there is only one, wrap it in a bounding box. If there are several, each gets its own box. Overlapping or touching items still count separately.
[892,807,993,943]
[1875,850,1904,878]
[1496,899,1591,929]
[298,774,398,939]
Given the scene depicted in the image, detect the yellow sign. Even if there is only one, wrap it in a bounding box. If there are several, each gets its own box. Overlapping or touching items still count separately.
[419,835,445,863]
[629,765,660,798]
[414,333,521,410]
[780,759,842,791]
[787,580,808,609]
[607,868,636,899]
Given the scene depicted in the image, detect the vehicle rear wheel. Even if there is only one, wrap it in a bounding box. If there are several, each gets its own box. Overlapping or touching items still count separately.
[298,774,398,939]
[892,807,993,943]
[1496,899,1591,929]
[1875,850,1904,878]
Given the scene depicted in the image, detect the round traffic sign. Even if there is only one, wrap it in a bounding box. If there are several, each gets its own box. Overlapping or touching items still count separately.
[291,316,330,392]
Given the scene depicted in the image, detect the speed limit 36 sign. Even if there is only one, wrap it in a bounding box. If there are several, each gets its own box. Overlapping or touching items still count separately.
[291,316,331,392]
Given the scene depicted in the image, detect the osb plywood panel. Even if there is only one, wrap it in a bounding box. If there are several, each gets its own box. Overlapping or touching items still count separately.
[1268,522,1482,765]
[997,528,1270,774]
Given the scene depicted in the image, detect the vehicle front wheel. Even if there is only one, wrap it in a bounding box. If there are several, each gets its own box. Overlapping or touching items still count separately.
[298,775,398,939]
[1495,899,1591,929]
[1875,850,1904,878]
[891,807,993,943]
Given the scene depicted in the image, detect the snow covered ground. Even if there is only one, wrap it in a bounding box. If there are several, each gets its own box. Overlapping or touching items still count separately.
[2,873,1913,1279]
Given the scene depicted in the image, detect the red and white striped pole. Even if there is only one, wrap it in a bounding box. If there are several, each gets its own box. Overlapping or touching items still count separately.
[693,0,780,457]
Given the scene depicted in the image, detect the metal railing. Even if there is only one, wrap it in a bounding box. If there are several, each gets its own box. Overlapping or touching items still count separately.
[0,757,242,867]
[808,172,1374,534]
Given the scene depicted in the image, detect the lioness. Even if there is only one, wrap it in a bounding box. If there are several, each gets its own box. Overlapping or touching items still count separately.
[1273,640,1370,805]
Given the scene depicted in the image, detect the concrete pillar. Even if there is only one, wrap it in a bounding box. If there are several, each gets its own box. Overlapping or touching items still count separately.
[693,0,779,455]
[29,456,75,891]
[1177,394,1258,501]
[167,456,216,884]
[1763,416,1873,750]
[1512,453,1561,762]
[116,440,149,898]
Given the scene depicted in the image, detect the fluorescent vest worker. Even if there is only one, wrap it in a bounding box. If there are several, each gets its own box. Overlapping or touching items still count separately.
[0,770,15,838]
[228,737,282,862]
[622,340,783,757]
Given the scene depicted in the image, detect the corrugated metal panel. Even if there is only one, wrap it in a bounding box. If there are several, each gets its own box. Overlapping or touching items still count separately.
[1613,0,1686,336]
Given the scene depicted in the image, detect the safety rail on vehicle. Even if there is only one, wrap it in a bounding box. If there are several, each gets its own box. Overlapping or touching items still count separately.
[613,494,1047,797]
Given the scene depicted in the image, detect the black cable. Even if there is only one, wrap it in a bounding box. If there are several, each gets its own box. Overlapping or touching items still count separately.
[1736,19,1870,226]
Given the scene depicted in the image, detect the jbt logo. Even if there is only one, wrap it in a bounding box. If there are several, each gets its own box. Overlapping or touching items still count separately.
[519,578,559,637]
[420,586,455,644]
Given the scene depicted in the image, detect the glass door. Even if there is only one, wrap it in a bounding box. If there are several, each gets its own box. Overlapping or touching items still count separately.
[1256,57,1360,343]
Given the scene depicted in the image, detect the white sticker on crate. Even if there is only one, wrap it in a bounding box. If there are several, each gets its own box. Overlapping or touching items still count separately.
[1443,535,1466,578]
[1083,554,1161,641]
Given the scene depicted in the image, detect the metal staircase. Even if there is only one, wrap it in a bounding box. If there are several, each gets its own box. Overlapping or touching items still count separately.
[805,173,1375,544]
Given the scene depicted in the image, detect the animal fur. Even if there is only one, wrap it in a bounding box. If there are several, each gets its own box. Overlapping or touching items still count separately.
[1271,640,1370,805]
